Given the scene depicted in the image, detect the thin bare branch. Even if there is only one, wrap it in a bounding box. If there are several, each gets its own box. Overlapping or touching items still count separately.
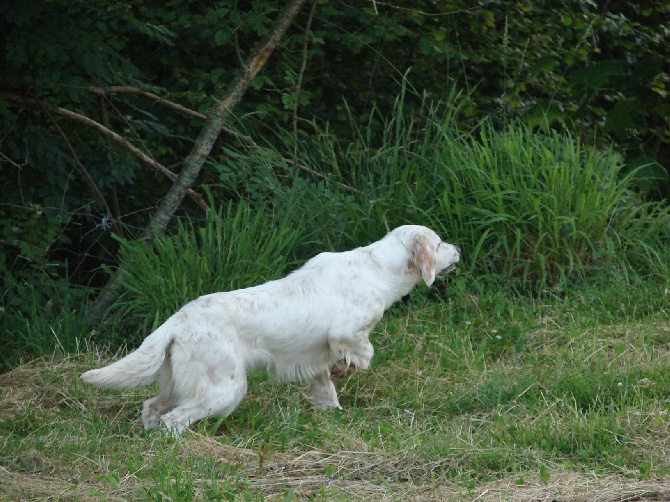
[293,0,318,165]
[89,85,207,120]
[37,102,124,237]
[0,151,25,169]
[55,107,209,211]
[52,106,210,213]
[7,93,210,212]
[88,85,256,145]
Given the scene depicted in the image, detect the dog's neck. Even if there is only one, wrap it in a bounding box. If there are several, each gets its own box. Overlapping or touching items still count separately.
[366,240,422,305]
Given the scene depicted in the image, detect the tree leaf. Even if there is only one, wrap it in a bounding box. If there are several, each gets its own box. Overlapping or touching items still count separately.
[604,99,648,135]
[214,29,230,46]
[568,60,625,93]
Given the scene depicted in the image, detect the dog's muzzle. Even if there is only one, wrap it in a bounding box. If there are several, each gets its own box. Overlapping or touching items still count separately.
[437,263,457,276]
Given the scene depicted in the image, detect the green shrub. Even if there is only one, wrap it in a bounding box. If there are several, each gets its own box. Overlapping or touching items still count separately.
[431,121,670,290]
[110,200,300,339]
[216,93,670,291]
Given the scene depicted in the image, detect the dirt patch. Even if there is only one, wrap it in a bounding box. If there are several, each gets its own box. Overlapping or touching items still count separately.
[178,435,670,501]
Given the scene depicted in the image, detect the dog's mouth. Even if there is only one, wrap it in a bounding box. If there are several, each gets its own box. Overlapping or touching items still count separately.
[437,263,457,277]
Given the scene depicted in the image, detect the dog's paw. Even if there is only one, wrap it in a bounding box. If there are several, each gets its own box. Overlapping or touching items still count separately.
[143,414,161,430]
[330,360,357,380]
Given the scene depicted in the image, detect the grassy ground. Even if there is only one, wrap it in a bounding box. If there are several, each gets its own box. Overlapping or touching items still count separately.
[2,279,670,500]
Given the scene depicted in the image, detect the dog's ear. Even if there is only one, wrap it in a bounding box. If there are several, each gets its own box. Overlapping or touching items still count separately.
[409,234,435,286]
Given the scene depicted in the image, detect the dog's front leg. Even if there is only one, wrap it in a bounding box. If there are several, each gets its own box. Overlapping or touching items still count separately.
[329,304,381,372]
[306,371,342,410]
[330,336,375,380]
[330,338,374,372]
[331,359,357,380]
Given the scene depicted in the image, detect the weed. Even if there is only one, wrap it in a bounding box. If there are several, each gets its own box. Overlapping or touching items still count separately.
[108,197,301,340]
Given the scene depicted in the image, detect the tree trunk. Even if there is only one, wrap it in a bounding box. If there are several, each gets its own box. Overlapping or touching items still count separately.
[88,0,307,324]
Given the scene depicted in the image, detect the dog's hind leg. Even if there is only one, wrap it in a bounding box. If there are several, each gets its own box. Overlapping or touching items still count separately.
[158,338,248,437]
[160,403,211,437]
[159,375,248,437]
[142,395,170,430]
[142,359,175,430]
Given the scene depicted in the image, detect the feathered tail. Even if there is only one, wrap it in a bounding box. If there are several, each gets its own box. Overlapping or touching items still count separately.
[81,319,175,390]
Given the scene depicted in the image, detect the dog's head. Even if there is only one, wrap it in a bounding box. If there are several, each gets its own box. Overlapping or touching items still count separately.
[395,225,460,286]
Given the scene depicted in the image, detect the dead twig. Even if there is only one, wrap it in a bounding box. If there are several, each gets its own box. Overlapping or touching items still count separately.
[7,93,210,212]
[37,101,124,237]
[89,83,359,194]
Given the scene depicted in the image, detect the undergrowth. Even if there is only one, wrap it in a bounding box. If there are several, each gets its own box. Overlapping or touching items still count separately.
[3,91,669,363]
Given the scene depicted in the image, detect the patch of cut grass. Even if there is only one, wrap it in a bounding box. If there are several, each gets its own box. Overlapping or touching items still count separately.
[2,279,670,499]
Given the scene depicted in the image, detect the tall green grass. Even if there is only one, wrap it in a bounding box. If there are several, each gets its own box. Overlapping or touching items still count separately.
[214,90,467,252]
[109,200,300,339]
[213,91,670,291]
[432,122,670,289]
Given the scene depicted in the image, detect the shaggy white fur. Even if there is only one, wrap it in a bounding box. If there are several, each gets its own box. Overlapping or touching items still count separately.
[81,225,460,436]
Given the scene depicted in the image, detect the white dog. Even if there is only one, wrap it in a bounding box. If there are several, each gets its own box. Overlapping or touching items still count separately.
[81,225,460,435]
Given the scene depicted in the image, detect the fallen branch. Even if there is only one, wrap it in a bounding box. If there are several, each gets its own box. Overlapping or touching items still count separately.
[53,106,210,212]
[88,0,308,324]
[89,83,358,194]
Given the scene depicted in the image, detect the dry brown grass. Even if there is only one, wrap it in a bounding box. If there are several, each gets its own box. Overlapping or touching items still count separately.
[4,435,670,501]
[3,316,670,501]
